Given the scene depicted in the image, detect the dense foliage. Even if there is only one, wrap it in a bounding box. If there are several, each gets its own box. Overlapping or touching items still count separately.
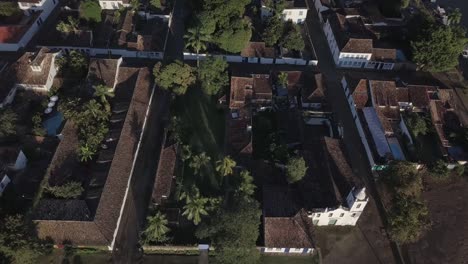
[79,0,102,23]
[405,113,429,138]
[198,57,229,95]
[141,211,170,244]
[0,109,17,139]
[0,2,20,17]
[381,161,430,243]
[286,156,307,183]
[153,61,196,95]
[281,22,305,51]
[56,16,79,34]
[196,198,262,264]
[411,15,467,72]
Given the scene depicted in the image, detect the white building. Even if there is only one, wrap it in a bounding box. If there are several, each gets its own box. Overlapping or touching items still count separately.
[0,148,28,196]
[99,0,131,10]
[261,0,309,24]
[0,0,59,51]
[322,11,396,70]
[13,48,61,92]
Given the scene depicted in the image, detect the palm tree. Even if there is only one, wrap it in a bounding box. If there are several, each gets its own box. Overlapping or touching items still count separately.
[84,99,103,119]
[93,84,114,103]
[449,8,462,25]
[56,16,79,34]
[130,0,140,12]
[189,152,211,174]
[182,193,209,225]
[216,156,236,177]
[238,170,256,197]
[78,143,95,162]
[180,145,192,162]
[184,26,211,67]
[141,212,170,243]
[278,72,288,87]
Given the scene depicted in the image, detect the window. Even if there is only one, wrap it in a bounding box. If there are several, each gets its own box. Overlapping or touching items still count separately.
[316,213,321,217]
[328,213,333,217]
[357,203,362,209]
[299,11,304,16]
[352,213,357,217]
[313,220,319,225]
[340,213,344,217]
[297,18,303,23]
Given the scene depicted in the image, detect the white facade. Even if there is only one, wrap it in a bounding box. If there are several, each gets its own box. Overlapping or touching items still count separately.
[0,0,58,51]
[262,247,313,254]
[260,5,308,24]
[322,18,395,70]
[12,150,28,171]
[99,0,130,10]
[310,187,368,226]
[0,175,11,196]
[16,51,61,92]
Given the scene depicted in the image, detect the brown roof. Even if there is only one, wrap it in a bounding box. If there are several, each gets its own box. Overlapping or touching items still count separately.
[369,80,398,107]
[152,141,177,205]
[253,74,273,96]
[375,107,399,133]
[396,87,409,103]
[87,58,119,88]
[342,38,373,53]
[372,48,396,61]
[407,85,431,109]
[229,75,272,109]
[93,68,152,242]
[264,210,314,249]
[352,79,368,108]
[14,48,56,86]
[35,220,107,245]
[117,10,134,47]
[241,42,276,58]
[302,73,325,103]
[34,199,92,221]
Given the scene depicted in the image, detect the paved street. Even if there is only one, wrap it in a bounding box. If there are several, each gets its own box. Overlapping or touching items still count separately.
[304,2,401,263]
[111,0,186,263]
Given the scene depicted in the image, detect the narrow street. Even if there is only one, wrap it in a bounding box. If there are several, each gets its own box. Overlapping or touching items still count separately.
[304,2,403,264]
[111,0,186,263]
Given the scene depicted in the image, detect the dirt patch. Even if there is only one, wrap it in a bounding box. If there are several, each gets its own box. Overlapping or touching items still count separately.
[404,176,468,264]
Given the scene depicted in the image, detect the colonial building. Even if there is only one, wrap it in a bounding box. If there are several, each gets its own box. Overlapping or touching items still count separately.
[261,0,309,24]
[99,0,130,10]
[0,0,59,51]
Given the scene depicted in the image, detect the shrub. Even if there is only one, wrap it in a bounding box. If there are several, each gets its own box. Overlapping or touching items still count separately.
[428,159,450,179]
[286,156,307,184]
[0,2,21,17]
[46,182,84,199]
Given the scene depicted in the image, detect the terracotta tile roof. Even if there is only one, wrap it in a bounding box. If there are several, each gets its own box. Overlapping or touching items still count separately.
[407,85,431,109]
[34,199,92,221]
[14,48,56,86]
[241,42,276,58]
[302,73,325,103]
[396,87,409,103]
[342,38,373,53]
[87,58,119,88]
[152,141,177,205]
[117,10,134,47]
[137,35,152,51]
[372,48,396,61]
[229,77,253,109]
[284,71,304,94]
[93,68,152,242]
[369,80,398,107]
[351,79,368,108]
[264,211,314,249]
[0,25,28,43]
[375,107,399,133]
[253,74,273,97]
[35,219,108,245]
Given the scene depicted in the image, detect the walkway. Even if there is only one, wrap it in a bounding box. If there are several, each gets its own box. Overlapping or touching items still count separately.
[304,1,403,264]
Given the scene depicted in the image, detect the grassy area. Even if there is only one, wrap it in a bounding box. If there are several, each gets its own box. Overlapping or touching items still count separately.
[172,87,226,192]
[314,226,354,257]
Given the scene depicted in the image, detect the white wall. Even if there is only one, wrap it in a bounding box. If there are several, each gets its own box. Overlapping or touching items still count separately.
[14,150,28,171]
[323,20,340,64]
[311,207,361,226]
[282,9,308,24]
[0,86,17,108]
[0,175,11,195]
[99,0,125,10]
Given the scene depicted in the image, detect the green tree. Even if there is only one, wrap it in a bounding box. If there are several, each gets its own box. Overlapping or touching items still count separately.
[238,170,256,197]
[0,109,17,138]
[31,113,46,137]
[56,16,79,34]
[150,0,161,9]
[429,159,449,178]
[215,19,252,53]
[381,161,422,197]
[141,211,170,244]
[277,72,288,87]
[130,0,140,12]
[184,25,211,67]
[448,8,462,25]
[182,193,209,225]
[401,0,410,9]
[262,16,284,46]
[153,61,196,95]
[93,84,114,104]
[79,0,102,23]
[196,198,261,264]
[286,156,307,183]
[78,143,96,162]
[411,24,467,72]
[68,51,88,76]
[189,152,211,174]
[0,2,20,17]
[180,145,192,162]
[216,156,236,177]
[198,57,229,95]
[406,113,428,137]
[46,182,84,199]
[388,196,430,243]
[281,22,305,51]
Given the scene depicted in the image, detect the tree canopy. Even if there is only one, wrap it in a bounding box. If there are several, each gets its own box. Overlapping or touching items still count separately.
[216,156,236,177]
[0,109,17,139]
[281,22,305,51]
[381,161,422,197]
[388,196,430,243]
[198,57,229,95]
[286,156,307,184]
[79,0,102,23]
[195,198,261,264]
[56,16,79,34]
[153,61,196,95]
[406,113,428,138]
[262,16,284,47]
[141,211,170,244]
[0,2,20,17]
[411,22,467,72]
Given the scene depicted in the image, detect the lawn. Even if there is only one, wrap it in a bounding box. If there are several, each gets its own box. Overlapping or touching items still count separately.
[172,87,226,192]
